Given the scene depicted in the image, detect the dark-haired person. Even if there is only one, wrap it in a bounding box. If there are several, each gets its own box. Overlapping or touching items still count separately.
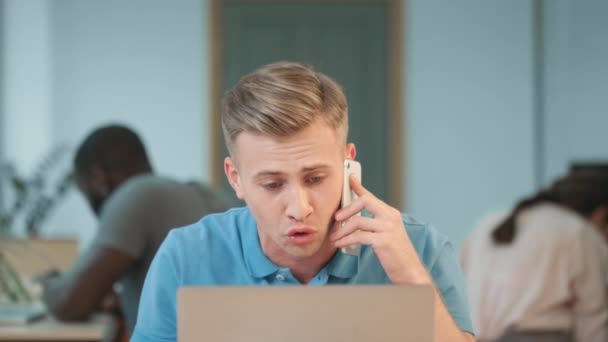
[461,173,608,342]
[41,124,233,336]
[569,162,608,241]
[569,161,608,175]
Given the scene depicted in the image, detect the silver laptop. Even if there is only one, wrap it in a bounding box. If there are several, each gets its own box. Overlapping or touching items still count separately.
[178,285,434,342]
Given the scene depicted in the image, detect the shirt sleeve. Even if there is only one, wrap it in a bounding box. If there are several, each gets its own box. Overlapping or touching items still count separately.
[94,182,152,259]
[429,239,475,335]
[571,225,608,342]
[130,231,180,342]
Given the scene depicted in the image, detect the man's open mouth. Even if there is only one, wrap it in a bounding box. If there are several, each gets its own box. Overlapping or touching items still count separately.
[287,227,316,245]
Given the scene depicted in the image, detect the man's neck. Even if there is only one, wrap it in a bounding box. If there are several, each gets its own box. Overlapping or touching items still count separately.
[262,239,337,284]
[289,251,335,284]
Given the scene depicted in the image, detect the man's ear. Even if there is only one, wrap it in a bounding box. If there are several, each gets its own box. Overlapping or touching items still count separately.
[224,157,244,199]
[345,143,357,160]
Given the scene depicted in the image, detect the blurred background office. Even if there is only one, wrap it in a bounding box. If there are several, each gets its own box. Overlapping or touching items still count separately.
[0,0,607,252]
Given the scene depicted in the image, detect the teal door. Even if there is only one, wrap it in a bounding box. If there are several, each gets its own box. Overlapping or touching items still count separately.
[222,3,388,202]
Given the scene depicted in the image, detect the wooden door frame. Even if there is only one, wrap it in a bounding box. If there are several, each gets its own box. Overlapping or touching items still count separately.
[207,0,406,210]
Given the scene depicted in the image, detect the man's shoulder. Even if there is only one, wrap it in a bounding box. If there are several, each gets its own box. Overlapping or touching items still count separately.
[167,207,252,245]
[105,174,176,204]
[400,213,451,260]
[97,175,174,220]
[401,212,429,228]
[121,174,183,194]
[157,207,253,277]
[401,213,448,243]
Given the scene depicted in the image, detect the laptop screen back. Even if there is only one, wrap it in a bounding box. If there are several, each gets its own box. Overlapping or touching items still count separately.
[178,285,434,342]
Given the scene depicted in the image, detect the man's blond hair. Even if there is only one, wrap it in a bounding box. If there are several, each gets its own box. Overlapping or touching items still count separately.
[222,61,348,154]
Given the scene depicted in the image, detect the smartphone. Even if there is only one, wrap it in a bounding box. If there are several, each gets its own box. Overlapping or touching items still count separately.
[341,159,362,256]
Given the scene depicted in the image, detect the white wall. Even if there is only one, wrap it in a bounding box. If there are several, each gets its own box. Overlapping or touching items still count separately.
[2,0,607,250]
[1,0,56,237]
[405,0,608,249]
[405,1,537,248]
[543,0,608,182]
[2,0,52,176]
[51,0,208,182]
[1,0,208,246]
[0,1,4,211]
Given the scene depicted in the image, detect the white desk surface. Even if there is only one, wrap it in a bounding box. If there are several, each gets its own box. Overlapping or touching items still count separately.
[0,313,115,341]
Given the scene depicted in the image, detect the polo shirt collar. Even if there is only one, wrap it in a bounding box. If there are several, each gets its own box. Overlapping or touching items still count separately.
[242,212,280,278]
[326,248,360,279]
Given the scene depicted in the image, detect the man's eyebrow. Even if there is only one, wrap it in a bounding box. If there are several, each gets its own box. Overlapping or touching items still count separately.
[253,170,284,179]
[301,164,332,172]
[253,164,332,179]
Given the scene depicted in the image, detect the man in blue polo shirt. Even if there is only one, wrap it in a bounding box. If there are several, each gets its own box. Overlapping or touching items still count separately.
[132,62,474,342]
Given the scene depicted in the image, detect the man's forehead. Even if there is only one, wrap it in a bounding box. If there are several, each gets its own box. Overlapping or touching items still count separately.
[229,117,345,166]
[232,134,342,164]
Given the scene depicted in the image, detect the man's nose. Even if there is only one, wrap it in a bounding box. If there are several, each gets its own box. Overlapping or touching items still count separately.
[286,185,313,221]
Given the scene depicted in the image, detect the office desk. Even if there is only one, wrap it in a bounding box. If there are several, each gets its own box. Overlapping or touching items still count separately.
[0,313,116,342]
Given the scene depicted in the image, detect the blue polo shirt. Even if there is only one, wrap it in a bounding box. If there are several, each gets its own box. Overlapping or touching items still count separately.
[131,207,473,341]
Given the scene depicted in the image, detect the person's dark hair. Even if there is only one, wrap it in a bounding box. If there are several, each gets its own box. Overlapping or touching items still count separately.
[492,172,608,245]
[74,124,152,176]
[570,161,608,175]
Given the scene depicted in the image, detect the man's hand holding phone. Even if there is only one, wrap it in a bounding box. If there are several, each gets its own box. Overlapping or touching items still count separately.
[331,169,432,286]
[340,160,362,255]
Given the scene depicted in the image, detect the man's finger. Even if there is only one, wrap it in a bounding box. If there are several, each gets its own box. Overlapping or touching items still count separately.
[349,174,368,197]
[336,174,388,219]
[335,196,366,221]
[330,216,378,242]
[334,230,376,249]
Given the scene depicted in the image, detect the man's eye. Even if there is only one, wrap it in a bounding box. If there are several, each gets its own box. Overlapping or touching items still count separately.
[307,176,323,184]
[262,182,282,190]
